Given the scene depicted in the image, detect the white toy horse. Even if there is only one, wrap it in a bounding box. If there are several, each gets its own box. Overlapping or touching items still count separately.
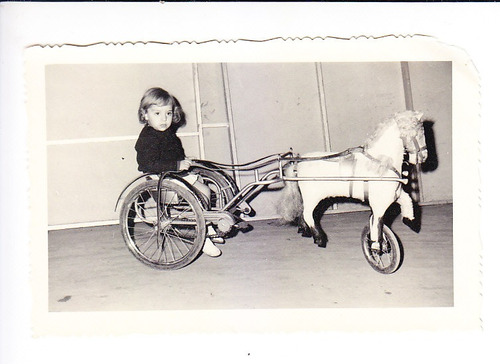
[280,110,428,248]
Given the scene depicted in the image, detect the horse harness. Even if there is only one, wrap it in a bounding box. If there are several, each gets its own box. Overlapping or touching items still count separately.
[347,148,402,203]
[290,146,404,203]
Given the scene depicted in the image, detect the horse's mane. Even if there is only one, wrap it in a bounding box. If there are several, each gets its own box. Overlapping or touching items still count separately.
[363,110,423,148]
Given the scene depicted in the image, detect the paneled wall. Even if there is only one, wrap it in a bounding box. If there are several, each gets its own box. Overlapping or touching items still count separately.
[46,64,202,225]
[225,63,327,217]
[45,62,452,227]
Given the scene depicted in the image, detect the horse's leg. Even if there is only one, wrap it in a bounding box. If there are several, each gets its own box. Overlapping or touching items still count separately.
[313,201,330,247]
[368,213,384,250]
[297,215,312,237]
[303,196,329,248]
[369,196,395,249]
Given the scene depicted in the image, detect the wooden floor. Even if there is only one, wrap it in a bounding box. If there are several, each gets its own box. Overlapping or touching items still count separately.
[48,204,453,311]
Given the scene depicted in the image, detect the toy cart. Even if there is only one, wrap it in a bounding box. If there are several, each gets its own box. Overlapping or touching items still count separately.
[116,151,408,273]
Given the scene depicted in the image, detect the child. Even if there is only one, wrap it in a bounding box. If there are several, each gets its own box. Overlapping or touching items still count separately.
[135,87,223,257]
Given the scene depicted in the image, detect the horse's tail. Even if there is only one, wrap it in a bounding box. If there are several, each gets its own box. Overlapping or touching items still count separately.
[276,162,304,223]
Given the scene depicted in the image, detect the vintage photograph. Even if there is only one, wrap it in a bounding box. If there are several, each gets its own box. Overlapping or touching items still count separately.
[25,38,478,334]
[5,3,499,363]
[45,61,452,311]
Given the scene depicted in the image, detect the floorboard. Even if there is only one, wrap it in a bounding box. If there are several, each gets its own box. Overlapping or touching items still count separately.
[48,204,453,311]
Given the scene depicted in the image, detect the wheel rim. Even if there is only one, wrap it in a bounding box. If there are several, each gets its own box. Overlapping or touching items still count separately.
[361,225,401,274]
[121,180,205,269]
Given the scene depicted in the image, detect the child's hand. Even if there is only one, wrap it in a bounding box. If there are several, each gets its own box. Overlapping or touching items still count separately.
[178,159,192,171]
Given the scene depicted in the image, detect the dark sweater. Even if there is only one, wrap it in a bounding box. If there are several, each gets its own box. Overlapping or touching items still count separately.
[135,125,185,173]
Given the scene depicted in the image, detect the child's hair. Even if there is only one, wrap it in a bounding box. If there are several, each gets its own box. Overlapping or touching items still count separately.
[138,87,185,126]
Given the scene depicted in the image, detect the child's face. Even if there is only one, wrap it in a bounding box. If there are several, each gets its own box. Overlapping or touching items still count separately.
[144,103,174,132]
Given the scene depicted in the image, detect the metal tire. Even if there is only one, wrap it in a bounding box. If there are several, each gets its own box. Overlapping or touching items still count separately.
[361,224,403,274]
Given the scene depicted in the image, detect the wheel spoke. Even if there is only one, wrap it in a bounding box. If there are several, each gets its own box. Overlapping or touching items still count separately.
[165,226,197,249]
[161,234,172,263]
[141,237,160,258]
[170,230,196,245]
[168,198,194,221]
[372,250,384,268]
[163,230,190,262]
[164,233,181,260]
[135,229,157,250]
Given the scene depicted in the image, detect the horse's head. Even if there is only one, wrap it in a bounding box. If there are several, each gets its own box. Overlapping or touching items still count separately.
[395,110,428,165]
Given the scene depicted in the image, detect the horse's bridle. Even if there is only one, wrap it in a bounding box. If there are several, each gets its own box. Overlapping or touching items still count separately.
[400,131,427,164]
[359,135,426,180]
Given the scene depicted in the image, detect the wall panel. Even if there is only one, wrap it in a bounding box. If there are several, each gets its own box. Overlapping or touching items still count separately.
[320,62,407,212]
[47,141,137,225]
[227,63,325,159]
[322,62,407,151]
[226,63,325,217]
[202,127,233,164]
[45,63,197,141]
[408,62,452,202]
[47,134,201,226]
[197,63,229,125]
[197,63,233,164]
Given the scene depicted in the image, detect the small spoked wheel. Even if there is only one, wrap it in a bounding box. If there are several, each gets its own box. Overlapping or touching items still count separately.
[361,224,403,274]
[120,179,206,270]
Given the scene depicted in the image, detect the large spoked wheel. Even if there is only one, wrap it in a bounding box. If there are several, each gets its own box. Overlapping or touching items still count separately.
[190,166,238,210]
[120,179,206,270]
[361,224,403,274]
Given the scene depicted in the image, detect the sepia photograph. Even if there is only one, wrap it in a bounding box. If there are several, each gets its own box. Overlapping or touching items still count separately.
[23,36,480,337]
[4,2,498,363]
[44,61,452,312]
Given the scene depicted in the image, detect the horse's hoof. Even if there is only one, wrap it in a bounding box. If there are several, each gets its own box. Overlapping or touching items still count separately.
[314,238,327,248]
[403,217,420,233]
[298,226,312,237]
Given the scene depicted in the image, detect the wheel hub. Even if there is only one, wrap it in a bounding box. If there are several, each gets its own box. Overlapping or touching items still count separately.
[217,215,234,233]
[158,218,173,230]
